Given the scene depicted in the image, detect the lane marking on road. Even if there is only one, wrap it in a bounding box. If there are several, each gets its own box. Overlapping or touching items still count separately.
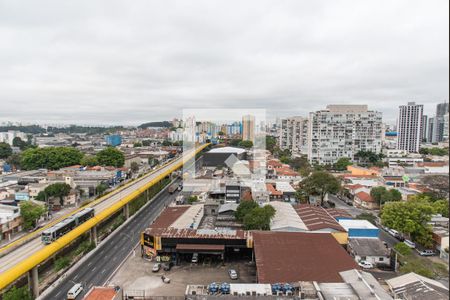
[88,262,92,267]
[92,266,97,272]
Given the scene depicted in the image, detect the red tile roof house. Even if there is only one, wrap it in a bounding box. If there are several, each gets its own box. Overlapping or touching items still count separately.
[353,191,379,210]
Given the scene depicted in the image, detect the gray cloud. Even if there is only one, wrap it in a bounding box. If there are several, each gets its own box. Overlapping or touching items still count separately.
[0,0,448,125]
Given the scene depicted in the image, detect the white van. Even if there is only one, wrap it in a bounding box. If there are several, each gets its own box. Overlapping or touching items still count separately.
[67,283,83,299]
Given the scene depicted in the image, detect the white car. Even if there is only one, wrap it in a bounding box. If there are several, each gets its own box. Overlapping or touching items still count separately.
[152,263,161,272]
[228,269,238,280]
[404,239,416,249]
[358,261,374,269]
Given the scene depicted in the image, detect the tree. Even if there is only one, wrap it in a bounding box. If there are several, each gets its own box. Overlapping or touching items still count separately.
[12,137,30,150]
[228,139,242,147]
[0,142,13,159]
[6,153,21,170]
[20,147,83,170]
[95,183,108,196]
[381,199,434,247]
[20,201,46,230]
[130,162,140,173]
[238,140,253,149]
[432,200,449,218]
[299,171,340,206]
[356,212,377,225]
[80,155,98,167]
[44,183,72,206]
[148,157,159,167]
[235,201,259,221]
[370,186,401,206]
[355,150,384,166]
[265,136,277,153]
[421,175,449,199]
[162,140,172,146]
[334,157,352,171]
[289,156,311,177]
[187,196,198,204]
[243,205,275,230]
[142,140,152,147]
[394,242,412,256]
[96,147,125,167]
[3,286,32,300]
[133,142,143,148]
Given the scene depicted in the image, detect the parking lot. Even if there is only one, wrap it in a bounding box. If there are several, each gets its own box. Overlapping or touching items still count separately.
[109,249,257,297]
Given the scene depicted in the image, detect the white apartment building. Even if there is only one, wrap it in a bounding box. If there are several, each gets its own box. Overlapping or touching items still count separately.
[308,105,383,165]
[279,117,308,155]
[0,131,27,145]
[397,102,423,153]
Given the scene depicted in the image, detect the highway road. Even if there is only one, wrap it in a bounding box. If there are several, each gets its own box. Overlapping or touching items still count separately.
[0,148,201,275]
[42,182,180,299]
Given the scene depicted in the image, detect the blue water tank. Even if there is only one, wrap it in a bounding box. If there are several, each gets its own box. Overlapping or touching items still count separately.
[208,282,219,294]
[220,282,230,294]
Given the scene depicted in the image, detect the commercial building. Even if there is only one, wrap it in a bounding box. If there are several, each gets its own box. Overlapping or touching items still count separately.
[253,231,358,283]
[338,219,380,238]
[203,147,247,167]
[397,102,423,153]
[386,272,449,300]
[242,115,255,143]
[279,116,308,155]
[104,134,122,146]
[308,105,383,165]
[427,117,435,143]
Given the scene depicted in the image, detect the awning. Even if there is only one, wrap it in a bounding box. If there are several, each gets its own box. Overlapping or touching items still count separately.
[176,244,225,251]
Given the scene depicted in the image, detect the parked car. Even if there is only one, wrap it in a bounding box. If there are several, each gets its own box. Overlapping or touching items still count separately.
[358,261,374,269]
[228,269,238,280]
[191,253,199,263]
[152,263,161,272]
[163,262,174,271]
[418,249,435,256]
[404,239,416,249]
[388,229,404,240]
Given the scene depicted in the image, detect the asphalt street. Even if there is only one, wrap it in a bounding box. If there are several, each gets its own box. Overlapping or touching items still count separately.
[42,184,180,300]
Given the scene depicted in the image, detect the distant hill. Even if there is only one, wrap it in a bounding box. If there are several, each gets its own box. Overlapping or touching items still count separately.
[138,121,172,129]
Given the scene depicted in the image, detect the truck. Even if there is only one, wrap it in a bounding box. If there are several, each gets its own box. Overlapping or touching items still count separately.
[168,182,178,194]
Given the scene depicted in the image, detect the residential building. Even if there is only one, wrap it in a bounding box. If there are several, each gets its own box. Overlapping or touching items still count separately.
[242,115,255,143]
[427,117,435,143]
[0,131,27,145]
[433,102,449,143]
[421,114,428,142]
[353,191,379,210]
[0,204,22,241]
[443,113,449,142]
[347,238,390,266]
[279,116,308,155]
[308,105,383,165]
[397,102,423,153]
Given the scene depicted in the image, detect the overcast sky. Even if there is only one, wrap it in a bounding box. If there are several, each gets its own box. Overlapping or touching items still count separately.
[0,0,448,126]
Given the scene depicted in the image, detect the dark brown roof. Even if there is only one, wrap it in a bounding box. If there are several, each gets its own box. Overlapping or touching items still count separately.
[176,244,225,251]
[294,204,346,232]
[326,208,353,220]
[150,206,190,228]
[144,227,249,240]
[253,231,358,283]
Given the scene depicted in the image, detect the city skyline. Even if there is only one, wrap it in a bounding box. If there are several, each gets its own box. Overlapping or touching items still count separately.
[0,0,448,125]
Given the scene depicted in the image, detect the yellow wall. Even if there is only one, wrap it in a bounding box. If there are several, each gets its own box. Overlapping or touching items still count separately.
[331,231,348,245]
[347,165,376,176]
